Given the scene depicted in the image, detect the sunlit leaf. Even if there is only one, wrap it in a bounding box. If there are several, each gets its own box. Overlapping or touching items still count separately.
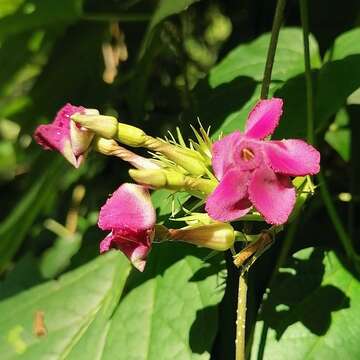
[251,248,360,360]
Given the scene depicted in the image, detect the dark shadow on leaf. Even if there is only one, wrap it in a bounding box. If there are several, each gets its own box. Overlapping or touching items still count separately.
[259,248,350,340]
[189,305,219,354]
[120,242,226,301]
[189,253,226,282]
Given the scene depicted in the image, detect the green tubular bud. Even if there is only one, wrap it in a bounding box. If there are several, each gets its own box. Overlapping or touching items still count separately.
[117,123,147,147]
[158,223,235,251]
[129,168,216,195]
[71,113,118,139]
[93,137,118,155]
[143,136,207,176]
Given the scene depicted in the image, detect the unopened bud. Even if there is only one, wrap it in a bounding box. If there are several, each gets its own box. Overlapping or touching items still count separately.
[71,113,118,139]
[143,136,206,176]
[156,223,235,251]
[129,168,216,195]
[94,137,160,170]
[117,123,147,147]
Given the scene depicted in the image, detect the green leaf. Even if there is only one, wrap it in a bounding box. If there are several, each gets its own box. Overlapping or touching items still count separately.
[40,233,82,279]
[0,251,130,359]
[0,156,65,271]
[0,0,84,40]
[102,243,226,360]
[0,243,225,359]
[315,28,360,132]
[325,108,350,161]
[251,247,360,360]
[193,28,321,136]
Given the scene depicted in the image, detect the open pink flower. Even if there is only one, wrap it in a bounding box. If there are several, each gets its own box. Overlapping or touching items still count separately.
[34,103,94,167]
[205,98,320,225]
[98,183,156,271]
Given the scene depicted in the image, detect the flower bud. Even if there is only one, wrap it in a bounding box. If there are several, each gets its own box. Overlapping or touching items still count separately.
[129,168,216,195]
[143,136,206,176]
[71,112,118,139]
[117,123,147,147]
[156,223,235,251]
[94,137,160,170]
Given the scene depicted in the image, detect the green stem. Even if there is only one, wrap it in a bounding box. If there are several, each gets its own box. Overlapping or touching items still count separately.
[299,0,358,266]
[260,0,287,99]
[236,272,248,360]
[318,171,358,261]
[299,0,314,144]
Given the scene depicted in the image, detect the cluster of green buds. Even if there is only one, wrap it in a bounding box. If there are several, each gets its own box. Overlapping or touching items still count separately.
[71,109,238,261]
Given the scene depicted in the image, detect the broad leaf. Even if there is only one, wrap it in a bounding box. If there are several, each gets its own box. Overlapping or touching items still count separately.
[0,251,131,359]
[251,247,360,360]
[193,28,321,136]
[0,243,225,359]
[102,243,226,360]
[315,28,360,131]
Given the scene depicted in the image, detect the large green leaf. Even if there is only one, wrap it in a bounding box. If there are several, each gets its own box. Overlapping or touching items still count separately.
[315,28,360,132]
[102,243,226,360]
[0,243,225,359]
[0,251,130,359]
[193,28,321,136]
[251,247,360,360]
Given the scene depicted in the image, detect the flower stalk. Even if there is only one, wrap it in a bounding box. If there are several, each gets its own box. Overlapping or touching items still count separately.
[260,0,287,99]
[236,0,287,359]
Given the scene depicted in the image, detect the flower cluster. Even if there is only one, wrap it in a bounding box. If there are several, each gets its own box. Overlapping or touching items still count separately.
[34,98,320,271]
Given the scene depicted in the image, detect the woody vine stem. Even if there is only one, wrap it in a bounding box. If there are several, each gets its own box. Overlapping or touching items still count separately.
[235,0,287,359]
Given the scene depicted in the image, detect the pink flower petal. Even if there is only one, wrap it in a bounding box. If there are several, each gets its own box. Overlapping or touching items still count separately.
[98,183,156,232]
[100,232,113,253]
[53,103,85,128]
[211,131,243,179]
[263,139,320,176]
[248,166,296,225]
[245,98,283,139]
[205,168,252,222]
[99,230,152,272]
[34,124,68,153]
[34,103,90,167]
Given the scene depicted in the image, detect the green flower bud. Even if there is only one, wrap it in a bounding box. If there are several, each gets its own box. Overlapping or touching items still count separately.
[156,223,235,251]
[129,168,217,195]
[71,113,118,139]
[117,123,147,147]
[143,136,207,176]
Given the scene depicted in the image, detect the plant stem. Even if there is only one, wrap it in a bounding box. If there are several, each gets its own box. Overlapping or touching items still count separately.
[299,0,314,144]
[236,272,247,360]
[234,1,287,358]
[318,171,357,261]
[260,0,287,99]
[299,0,359,269]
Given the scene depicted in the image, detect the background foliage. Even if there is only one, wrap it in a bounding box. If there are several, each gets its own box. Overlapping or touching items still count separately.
[0,0,359,359]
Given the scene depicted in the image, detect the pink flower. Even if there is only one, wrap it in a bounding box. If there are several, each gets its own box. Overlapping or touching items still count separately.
[34,103,94,168]
[98,183,156,271]
[205,98,320,225]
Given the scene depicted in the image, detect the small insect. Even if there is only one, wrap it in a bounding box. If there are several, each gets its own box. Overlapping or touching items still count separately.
[33,310,47,337]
